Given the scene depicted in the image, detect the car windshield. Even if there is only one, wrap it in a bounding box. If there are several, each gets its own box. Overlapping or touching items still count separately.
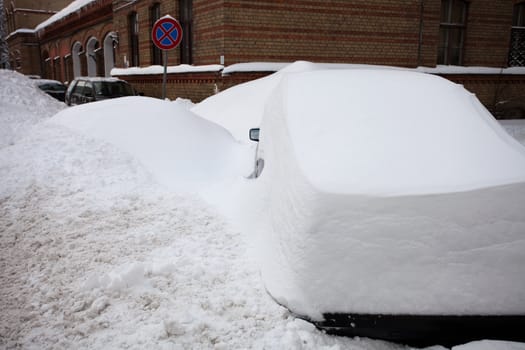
[38,83,66,92]
[92,81,134,97]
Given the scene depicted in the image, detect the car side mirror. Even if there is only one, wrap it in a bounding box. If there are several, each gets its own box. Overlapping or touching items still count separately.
[249,128,260,142]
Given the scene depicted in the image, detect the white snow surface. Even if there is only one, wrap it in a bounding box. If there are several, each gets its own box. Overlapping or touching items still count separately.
[222,62,291,74]
[194,63,525,319]
[35,0,96,31]
[276,69,525,195]
[192,61,321,143]
[51,96,253,194]
[500,119,525,145]
[111,64,224,76]
[452,341,525,350]
[5,28,36,40]
[0,68,408,350]
[2,68,525,349]
[251,68,525,318]
[0,70,66,148]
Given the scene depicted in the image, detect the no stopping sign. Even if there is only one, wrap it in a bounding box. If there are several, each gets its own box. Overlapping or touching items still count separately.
[152,16,183,50]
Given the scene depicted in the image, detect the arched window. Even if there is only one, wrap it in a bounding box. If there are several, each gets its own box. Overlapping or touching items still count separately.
[128,11,140,66]
[509,2,525,67]
[72,42,83,77]
[86,37,100,76]
[103,32,117,77]
[438,0,468,65]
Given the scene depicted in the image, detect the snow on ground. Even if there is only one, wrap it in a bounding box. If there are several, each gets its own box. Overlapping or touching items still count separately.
[1,69,525,350]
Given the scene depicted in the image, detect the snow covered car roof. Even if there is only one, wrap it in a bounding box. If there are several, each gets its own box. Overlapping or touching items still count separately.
[71,76,127,83]
[32,79,65,86]
[261,69,525,196]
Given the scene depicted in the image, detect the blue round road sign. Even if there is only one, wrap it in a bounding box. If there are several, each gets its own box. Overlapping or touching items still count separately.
[152,16,183,50]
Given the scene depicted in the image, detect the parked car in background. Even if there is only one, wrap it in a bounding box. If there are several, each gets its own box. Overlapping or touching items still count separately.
[65,77,135,106]
[34,79,67,102]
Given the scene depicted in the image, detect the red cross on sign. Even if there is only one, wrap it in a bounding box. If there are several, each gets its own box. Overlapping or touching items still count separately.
[152,16,183,50]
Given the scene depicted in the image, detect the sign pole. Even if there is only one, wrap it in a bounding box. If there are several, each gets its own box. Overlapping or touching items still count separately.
[151,15,183,101]
[162,50,167,99]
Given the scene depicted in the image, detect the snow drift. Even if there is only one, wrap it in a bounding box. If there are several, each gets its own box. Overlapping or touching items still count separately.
[255,69,525,318]
[0,69,65,148]
[192,61,322,143]
[52,96,251,193]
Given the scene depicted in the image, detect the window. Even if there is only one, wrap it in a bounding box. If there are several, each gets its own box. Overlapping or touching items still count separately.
[150,4,162,65]
[438,0,468,65]
[129,12,140,66]
[72,81,85,96]
[179,0,192,64]
[53,57,60,81]
[509,2,525,66]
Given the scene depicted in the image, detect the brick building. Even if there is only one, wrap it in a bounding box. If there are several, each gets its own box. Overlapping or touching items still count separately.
[4,0,525,115]
[4,0,70,75]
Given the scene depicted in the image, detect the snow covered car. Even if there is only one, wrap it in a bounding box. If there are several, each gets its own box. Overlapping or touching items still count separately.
[254,69,525,346]
[65,77,135,106]
[34,79,67,102]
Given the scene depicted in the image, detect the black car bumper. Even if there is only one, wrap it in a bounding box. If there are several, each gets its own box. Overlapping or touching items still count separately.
[313,313,525,347]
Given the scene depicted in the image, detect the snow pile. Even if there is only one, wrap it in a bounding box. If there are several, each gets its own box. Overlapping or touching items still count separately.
[255,69,525,318]
[0,120,290,349]
[501,119,525,146]
[417,65,525,75]
[0,69,65,148]
[111,64,224,76]
[222,62,291,74]
[192,61,321,143]
[2,62,525,349]
[1,74,424,350]
[51,96,252,193]
[453,341,525,350]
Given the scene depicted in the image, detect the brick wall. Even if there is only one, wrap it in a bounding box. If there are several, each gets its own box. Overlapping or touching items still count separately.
[23,0,525,117]
[113,0,179,68]
[219,0,424,67]
[116,72,221,101]
[463,0,513,67]
[444,74,525,114]
[419,0,440,67]
[193,0,224,65]
[6,32,41,76]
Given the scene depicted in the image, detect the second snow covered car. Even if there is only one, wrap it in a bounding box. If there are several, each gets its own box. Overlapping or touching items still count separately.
[251,68,525,346]
[65,77,136,106]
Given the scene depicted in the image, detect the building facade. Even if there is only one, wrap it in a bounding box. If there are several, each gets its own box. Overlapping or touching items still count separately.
[4,0,525,115]
[3,0,70,74]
